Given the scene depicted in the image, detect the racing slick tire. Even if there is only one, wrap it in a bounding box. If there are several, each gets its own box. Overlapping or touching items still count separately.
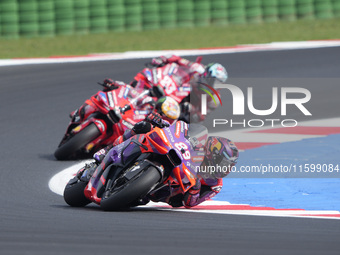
[54,123,101,160]
[63,178,91,207]
[100,166,161,211]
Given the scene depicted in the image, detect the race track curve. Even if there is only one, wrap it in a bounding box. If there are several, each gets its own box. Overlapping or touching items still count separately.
[1,47,340,255]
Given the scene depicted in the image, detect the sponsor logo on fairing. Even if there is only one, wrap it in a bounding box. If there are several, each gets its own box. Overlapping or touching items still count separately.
[192,156,204,163]
[144,69,152,81]
[175,122,181,138]
[107,92,115,108]
[168,63,176,75]
[133,115,146,121]
[179,86,191,92]
[166,127,175,143]
[134,110,150,115]
[123,87,129,99]
[175,91,190,97]
[152,69,158,84]
[118,87,125,98]
[158,129,170,144]
[113,90,118,105]
[98,92,108,104]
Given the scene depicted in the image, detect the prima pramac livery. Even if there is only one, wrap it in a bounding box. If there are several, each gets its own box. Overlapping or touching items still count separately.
[63,119,238,211]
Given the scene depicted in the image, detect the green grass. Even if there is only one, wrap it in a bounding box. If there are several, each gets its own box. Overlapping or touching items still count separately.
[1,18,340,59]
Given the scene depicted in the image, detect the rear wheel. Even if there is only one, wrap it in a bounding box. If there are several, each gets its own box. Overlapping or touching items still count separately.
[54,123,100,160]
[100,166,161,211]
[63,178,90,207]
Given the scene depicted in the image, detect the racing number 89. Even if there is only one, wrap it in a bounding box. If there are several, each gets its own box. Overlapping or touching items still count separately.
[175,142,191,160]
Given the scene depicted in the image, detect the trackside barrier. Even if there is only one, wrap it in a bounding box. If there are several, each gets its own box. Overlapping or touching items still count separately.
[0,0,340,38]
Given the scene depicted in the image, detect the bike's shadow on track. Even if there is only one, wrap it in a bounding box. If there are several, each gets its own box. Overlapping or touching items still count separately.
[51,204,175,213]
[38,153,92,161]
[38,154,58,161]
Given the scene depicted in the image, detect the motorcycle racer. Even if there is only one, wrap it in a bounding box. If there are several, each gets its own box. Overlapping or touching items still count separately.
[90,112,238,209]
[64,55,228,161]
[70,55,228,124]
[133,55,229,123]
[69,79,144,122]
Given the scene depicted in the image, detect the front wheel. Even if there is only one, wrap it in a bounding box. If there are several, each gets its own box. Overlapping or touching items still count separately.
[54,123,101,160]
[63,177,91,207]
[100,166,161,211]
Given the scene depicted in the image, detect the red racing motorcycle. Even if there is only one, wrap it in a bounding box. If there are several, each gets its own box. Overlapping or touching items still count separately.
[54,83,154,160]
[55,57,206,160]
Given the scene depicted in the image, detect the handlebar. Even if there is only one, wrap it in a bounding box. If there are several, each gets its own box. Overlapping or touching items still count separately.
[97,81,111,90]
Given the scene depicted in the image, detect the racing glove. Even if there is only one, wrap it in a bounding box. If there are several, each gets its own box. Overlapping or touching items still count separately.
[93,145,112,164]
[145,112,170,128]
[150,56,168,67]
[132,121,152,134]
[101,78,126,91]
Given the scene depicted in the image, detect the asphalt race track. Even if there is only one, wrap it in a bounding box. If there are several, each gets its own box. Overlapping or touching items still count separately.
[1,47,340,255]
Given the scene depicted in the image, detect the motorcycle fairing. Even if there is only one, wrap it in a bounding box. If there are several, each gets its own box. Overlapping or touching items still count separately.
[84,121,198,205]
[58,84,154,156]
[84,137,145,204]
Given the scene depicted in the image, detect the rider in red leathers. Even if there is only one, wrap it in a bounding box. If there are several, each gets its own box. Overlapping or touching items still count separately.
[95,55,229,123]
[71,55,228,125]
[132,55,229,123]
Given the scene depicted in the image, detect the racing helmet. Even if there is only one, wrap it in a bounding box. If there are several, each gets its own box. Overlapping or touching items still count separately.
[200,63,228,88]
[155,96,181,124]
[203,136,238,179]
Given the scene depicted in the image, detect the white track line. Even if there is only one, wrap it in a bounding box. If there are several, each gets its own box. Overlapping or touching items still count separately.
[1,40,340,66]
[142,201,340,220]
[49,160,92,196]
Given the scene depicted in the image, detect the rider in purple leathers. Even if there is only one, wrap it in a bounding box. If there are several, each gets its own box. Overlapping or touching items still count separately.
[91,112,238,209]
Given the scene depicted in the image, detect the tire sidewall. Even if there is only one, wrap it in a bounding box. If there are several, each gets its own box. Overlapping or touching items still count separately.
[54,123,101,160]
[100,166,161,211]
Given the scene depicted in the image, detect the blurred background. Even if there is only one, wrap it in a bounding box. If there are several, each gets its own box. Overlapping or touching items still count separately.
[0,0,340,58]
